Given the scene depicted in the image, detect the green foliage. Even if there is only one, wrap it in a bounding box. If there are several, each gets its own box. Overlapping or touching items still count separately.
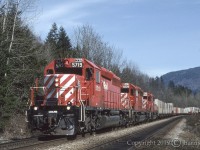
[0,0,43,131]
[45,23,73,60]
[46,23,58,44]
[57,26,72,57]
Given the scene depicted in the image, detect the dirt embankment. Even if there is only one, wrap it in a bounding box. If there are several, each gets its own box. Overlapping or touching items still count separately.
[138,115,200,150]
[1,114,31,141]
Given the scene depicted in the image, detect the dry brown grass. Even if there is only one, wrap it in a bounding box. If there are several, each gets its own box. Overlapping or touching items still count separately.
[3,114,31,139]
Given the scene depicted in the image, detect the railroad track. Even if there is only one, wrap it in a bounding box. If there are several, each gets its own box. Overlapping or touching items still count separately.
[87,116,183,150]
[0,135,72,150]
[0,116,183,150]
[0,131,94,150]
[0,137,40,150]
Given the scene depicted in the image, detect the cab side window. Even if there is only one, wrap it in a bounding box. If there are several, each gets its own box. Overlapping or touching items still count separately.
[86,68,93,81]
[131,89,134,96]
[47,69,53,74]
[96,70,100,83]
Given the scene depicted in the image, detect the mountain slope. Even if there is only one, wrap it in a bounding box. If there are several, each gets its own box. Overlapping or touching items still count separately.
[161,67,200,92]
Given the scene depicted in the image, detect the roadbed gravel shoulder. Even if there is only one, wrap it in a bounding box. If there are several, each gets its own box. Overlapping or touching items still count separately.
[162,117,200,150]
[136,116,200,150]
[39,116,181,150]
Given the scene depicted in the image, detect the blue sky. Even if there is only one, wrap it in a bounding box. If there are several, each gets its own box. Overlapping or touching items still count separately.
[33,0,200,77]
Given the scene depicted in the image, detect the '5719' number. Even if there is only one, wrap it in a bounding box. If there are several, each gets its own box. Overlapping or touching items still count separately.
[71,62,83,68]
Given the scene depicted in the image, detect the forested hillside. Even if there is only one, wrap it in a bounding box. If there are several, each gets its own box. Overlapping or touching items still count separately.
[162,67,200,93]
[0,0,44,133]
[0,0,200,137]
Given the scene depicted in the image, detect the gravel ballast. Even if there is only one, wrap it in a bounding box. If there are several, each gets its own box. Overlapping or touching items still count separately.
[37,117,181,150]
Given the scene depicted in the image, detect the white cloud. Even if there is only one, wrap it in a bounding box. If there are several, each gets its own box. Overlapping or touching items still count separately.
[34,0,110,39]
[40,2,80,20]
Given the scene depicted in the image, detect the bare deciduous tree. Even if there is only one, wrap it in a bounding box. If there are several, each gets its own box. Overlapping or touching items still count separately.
[73,24,125,76]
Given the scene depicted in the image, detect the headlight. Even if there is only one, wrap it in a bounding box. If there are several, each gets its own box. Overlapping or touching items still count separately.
[55,78,59,82]
[55,83,59,87]
[34,106,38,111]
[66,106,71,110]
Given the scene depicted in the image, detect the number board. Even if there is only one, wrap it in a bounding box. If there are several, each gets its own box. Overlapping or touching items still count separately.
[71,62,83,68]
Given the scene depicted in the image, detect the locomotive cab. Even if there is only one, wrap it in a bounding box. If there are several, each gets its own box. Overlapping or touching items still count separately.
[121,83,136,109]
[143,92,158,120]
[27,58,98,135]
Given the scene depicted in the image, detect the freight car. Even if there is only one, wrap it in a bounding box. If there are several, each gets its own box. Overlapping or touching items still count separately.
[154,99,181,117]
[184,107,200,114]
[173,107,184,115]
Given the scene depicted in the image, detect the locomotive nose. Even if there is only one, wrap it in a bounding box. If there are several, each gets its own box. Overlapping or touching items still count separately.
[44,74,78,106]
[43,75,58,106]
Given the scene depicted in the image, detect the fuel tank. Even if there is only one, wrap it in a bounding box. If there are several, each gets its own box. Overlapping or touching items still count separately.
[97,115,120,130]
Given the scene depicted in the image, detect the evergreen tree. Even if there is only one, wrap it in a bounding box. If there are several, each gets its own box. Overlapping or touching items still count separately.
[45,22,59,59]
[45,23,73,59]
[57,26,72,58]
[46,22,58,44]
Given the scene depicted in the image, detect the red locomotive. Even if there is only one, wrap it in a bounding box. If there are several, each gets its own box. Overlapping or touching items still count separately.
[120,83,158,123]
[143,92,158,120]
[27,58,129,135]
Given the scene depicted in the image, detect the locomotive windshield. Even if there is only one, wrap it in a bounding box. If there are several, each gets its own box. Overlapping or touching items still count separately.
[121,88,129,93]
[143,96,147,99]
[54,59,83,75]
[55,67,82,75]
